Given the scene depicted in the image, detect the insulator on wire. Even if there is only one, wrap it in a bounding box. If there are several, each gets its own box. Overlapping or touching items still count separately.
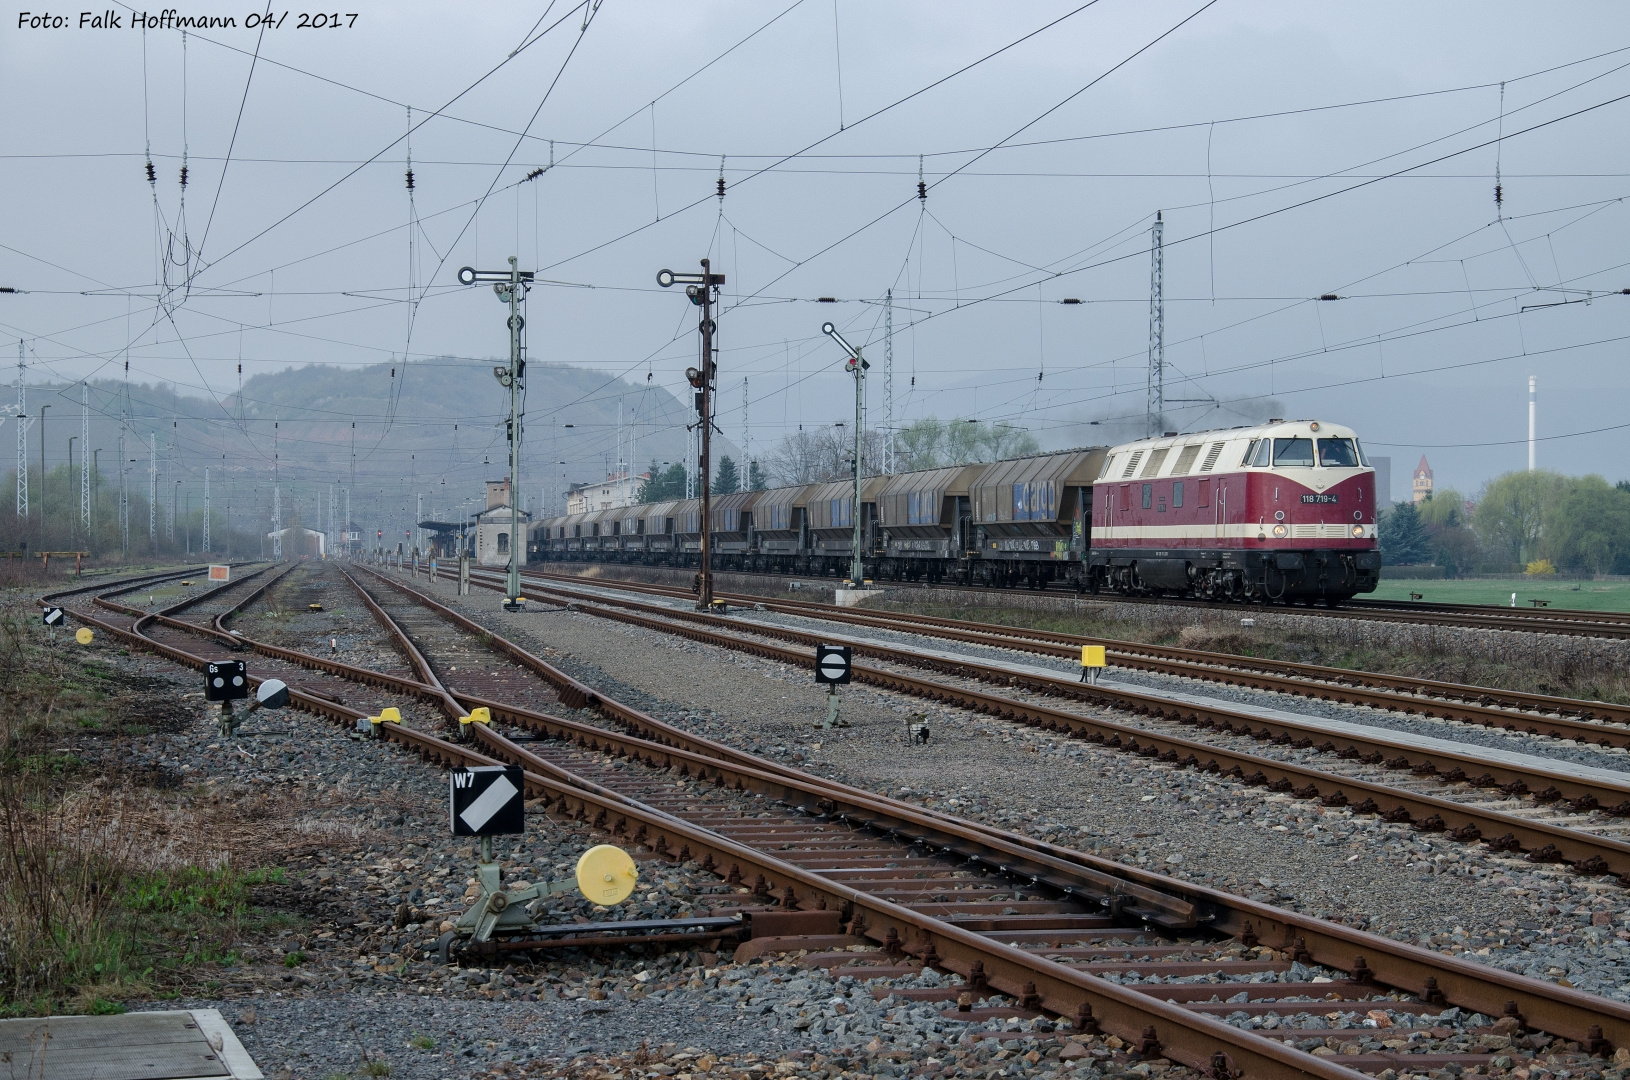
[145,160,156,184]
[525,167,544,182]
[716,176,726,200]
[405,168,415,191]
[1494,182,1503,209]
[917,179,927,202]
[179,165,188,188]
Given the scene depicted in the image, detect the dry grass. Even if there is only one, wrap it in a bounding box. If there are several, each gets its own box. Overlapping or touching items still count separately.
[870,596,1630,707]
[0,594,302,1014]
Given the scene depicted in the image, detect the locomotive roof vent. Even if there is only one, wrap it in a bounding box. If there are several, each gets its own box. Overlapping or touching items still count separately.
[1269,418,1283,423]
[1163,431,1178,437]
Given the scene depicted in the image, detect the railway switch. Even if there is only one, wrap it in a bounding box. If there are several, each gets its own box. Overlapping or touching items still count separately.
[368,707,402,738]
[441,762,640,960]
[457,706,492,740]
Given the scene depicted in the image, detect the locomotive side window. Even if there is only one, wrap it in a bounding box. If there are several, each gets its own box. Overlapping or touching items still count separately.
[1173,481,1184,508]
[1240,439,1259,467]
[1249,440,1273,467]
[1141,484,1153,509]
[1353,440,1371,467]
[1317,438,1359,467]
[1272,438,1315,466]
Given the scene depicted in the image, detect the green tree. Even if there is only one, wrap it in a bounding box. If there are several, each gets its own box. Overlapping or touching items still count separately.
[1474,470,1564,565]
[1542,475,1630,574]
[636,461,688,503]
[1416,488,1465,529]
[895,418,947,471]
[980,421,1041,460]
[714,456,740,495]
[893,416,1042,471]
[1378,500,1432,565]
[747,459,767,491]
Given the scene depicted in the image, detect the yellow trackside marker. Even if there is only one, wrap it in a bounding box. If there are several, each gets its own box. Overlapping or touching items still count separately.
[75,627,94,645]
[458,706,492,729]
[377,707,401,724]
[575,844,638,906]
[1080,645,1106,668]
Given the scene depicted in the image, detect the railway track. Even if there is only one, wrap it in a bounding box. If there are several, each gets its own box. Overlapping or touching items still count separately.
[535,559,1630,639]
[459,567,1630,882]
[520,569,1630,740]
[40,560,1630,1078]
[342,565,1630,1078]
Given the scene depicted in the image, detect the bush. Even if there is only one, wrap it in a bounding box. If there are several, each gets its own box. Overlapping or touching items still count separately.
[1525,558,1557,576]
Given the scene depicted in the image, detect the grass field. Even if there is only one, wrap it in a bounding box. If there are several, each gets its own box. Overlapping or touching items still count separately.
[1368,576,1630,612]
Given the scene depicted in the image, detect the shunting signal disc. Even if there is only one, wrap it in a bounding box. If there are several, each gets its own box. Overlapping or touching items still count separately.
[575,844,637,906]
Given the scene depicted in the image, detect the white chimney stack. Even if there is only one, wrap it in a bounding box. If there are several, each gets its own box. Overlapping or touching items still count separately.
[1527,375,1536,471]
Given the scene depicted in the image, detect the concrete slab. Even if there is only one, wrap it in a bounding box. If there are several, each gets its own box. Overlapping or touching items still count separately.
[0,1009,261,1080]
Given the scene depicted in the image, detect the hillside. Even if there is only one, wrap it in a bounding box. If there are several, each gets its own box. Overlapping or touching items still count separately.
[8,360,731,542]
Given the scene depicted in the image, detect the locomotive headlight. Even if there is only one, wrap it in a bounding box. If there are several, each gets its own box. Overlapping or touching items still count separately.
[1272,524,1289,538]
[1351,524,1365,538]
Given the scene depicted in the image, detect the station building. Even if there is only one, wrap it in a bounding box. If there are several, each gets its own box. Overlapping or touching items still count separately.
[474,478,529,566]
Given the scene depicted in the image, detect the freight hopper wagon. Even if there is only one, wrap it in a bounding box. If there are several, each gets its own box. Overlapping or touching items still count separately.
[1086,420,1381,604]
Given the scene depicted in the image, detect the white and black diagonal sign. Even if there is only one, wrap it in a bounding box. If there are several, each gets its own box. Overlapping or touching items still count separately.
[815,644,852,686]
[449,765,525,836]
[41,607,64,627]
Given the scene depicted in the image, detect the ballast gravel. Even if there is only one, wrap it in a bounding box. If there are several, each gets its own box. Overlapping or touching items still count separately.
[393,569,1630,1009]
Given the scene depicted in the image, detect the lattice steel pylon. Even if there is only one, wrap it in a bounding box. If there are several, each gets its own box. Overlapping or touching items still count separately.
[1146,211,1165,439]
[15,343,26,518]
[202,467,210,553]
[79,383,90,530]
[883,289,894,474]
[148,432,157,544]
[272,420,282,558]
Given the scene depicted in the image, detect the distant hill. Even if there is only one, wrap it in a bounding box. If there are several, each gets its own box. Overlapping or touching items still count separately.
[11,359,733,539]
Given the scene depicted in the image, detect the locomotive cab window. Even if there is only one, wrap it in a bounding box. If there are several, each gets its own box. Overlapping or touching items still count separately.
[1272,438,1315,466]
[1317,438,1359,468]
[1249,440,1273,467]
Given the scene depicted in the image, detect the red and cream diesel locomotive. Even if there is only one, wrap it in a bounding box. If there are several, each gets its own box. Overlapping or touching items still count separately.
[1085,419,1381,603]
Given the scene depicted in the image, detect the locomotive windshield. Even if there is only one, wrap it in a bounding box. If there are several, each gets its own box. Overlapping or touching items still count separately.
[1317,438,1360,467]
[1271,438,1315,466]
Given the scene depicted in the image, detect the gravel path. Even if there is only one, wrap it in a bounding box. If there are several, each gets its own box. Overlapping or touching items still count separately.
[396,569,1630,1009]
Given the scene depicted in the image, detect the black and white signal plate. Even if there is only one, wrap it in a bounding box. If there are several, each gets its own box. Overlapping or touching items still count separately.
[815,644,852,686]
[204,660,249,702]
[449,765,525,837]
[41,607,64,627]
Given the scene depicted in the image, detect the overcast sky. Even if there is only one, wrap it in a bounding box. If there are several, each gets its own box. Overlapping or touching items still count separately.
[4,0,1629,504]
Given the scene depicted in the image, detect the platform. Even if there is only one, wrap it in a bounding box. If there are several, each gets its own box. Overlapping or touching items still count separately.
[0,1009,261,1080]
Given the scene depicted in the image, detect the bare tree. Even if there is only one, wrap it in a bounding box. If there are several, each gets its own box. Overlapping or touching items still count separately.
[764,426,888,486]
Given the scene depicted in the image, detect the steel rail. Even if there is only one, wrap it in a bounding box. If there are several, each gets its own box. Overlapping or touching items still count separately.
[49,578,1414,1080]
[451,566,1630,882]
[530,558,1630,639]
[515,577,1630,821]
[516,569,1630,735]
[354,563,1630,1055]
[39,563,225,605]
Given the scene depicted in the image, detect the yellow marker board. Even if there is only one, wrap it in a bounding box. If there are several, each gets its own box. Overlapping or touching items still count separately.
[575,844,638,906]
[75,627,94,645]
[1080,645,1106,668]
